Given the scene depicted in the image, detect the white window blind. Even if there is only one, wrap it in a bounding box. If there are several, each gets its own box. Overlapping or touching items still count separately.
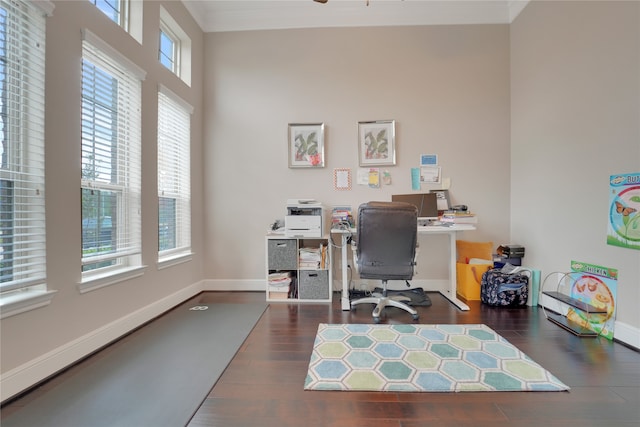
[0,0,48,294]
[157,86,191,260]
[81,30,144,274]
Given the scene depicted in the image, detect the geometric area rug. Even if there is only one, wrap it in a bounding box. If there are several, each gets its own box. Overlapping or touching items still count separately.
[304,323,570,392]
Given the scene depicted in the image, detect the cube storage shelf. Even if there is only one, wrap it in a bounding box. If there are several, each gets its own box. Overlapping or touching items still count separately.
[266,235,332,303]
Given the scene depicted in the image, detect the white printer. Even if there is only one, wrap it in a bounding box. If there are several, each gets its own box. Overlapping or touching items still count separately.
[285,199,324,238]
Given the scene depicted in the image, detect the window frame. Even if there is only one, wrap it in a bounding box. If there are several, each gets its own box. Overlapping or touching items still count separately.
[87,0,129,30]
[158,6,191,86]
[79,29,146,292]
[159,23,179,75]
[86,0,142,44]
[157,85,193,267]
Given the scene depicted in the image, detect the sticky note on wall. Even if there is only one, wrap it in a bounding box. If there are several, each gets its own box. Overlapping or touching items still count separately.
[411,168,420,190]
[368,168,380,188]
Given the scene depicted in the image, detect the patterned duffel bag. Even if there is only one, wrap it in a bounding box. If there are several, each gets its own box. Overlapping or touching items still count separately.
[481,268,530,307]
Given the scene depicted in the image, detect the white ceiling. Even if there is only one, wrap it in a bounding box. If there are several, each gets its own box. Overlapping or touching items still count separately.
[182,0,530,33]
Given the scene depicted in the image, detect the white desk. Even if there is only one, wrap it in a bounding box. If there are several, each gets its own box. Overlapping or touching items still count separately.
[331,224,476,312]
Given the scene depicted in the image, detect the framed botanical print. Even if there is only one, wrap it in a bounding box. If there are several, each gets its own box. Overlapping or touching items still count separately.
[358,120,396,166]
[288,123,325,168]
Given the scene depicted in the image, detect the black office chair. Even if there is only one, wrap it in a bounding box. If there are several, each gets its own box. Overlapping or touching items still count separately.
[350,201,419,323]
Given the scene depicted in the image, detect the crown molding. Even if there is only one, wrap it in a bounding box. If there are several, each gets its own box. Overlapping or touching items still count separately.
[183,0,530,33]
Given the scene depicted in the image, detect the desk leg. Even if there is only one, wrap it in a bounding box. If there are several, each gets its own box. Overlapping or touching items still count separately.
[438,232,470,311]
[340,235,351,311]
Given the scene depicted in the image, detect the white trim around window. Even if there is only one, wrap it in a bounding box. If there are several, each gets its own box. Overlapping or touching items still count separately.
[80,29,145,287]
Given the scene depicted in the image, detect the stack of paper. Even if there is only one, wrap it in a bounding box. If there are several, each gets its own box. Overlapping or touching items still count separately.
[268,272,292,299]
[299,246,321,269]
[268,271,291,288]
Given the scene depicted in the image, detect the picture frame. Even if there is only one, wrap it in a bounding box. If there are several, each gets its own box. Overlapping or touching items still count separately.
[333,168,352,191]
[358,120,396,166]
[288,123,325,168]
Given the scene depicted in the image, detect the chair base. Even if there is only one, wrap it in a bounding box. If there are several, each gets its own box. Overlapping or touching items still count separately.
[351,295,419,323]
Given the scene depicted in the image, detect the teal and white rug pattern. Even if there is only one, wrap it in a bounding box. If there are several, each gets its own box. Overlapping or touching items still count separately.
[304,323,570,392]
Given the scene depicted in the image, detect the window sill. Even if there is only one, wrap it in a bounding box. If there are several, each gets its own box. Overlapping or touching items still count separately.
[0,289,57,319]
[158,252,193,270]
[78,265,147,294]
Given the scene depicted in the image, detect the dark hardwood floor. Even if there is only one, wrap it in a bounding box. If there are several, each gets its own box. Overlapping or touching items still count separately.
[188,291,639,427]
[3,291,640,426]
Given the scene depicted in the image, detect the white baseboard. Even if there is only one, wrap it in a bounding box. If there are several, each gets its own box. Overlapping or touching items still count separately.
[0,281,204,403]
[202,279,449,294]
[613,321,640,350]
[203,279,265,291]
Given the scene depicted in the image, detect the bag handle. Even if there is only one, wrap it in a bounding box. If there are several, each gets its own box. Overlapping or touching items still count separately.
[471,266,486,285]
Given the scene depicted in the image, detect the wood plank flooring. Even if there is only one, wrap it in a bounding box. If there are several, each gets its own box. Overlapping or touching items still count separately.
[3,291,640,427]
[187,291,639,427]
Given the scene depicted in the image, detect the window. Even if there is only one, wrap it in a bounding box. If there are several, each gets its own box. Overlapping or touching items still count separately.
[159,27,178,73]
[157,87,192,264]
[87,0,142,44]
[159,7,191,86]
[81,30,144,285]
[0,0,51,314]
[88,0,127,28]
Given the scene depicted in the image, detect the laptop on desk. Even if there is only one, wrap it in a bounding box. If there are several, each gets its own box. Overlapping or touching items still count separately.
[391,193,439,226]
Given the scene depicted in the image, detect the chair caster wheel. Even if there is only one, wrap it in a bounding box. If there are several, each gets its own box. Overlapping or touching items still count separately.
[373,317,381,324]
[412,314,419,321]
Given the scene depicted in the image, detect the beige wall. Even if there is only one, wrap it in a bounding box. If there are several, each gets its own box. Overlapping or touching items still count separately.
[203,24,512,285]
[0,0,205,394]
[510,1,640,343]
